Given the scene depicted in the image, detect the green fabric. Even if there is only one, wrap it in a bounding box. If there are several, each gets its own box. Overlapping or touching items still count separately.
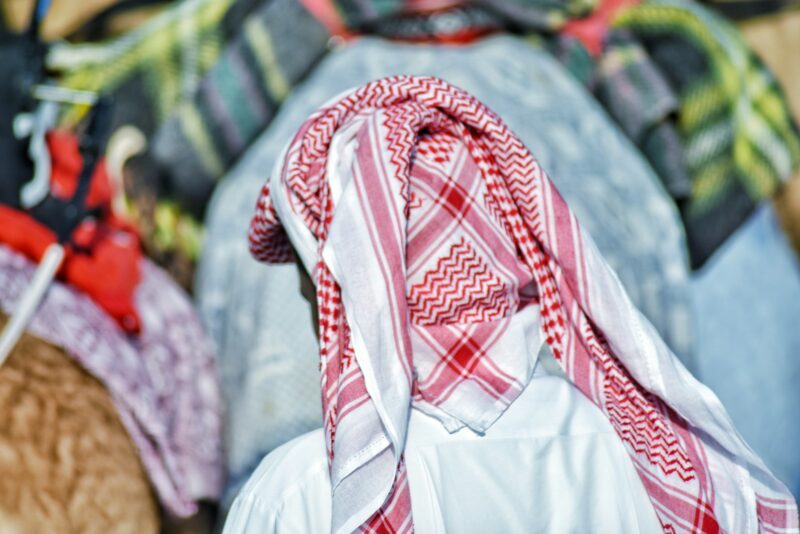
[48,0,800,275]
[46,0,250,279]
[601,0,800,265]
[150,0,800,269]
[151,0,330,215]
[54,0,236,127]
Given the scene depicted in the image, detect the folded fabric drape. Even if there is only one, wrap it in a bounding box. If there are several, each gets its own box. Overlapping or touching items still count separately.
[739,7,800,131]
[0,244,224,518]
[315,0,800,267]
[249,76,796,533]
[595,0,800,266]
[197,36,694,507]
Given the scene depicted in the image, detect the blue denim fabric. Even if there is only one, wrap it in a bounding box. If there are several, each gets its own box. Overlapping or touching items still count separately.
[692,203,800,499]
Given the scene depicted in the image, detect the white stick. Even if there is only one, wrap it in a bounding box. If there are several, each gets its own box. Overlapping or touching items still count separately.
[0,244,65,366]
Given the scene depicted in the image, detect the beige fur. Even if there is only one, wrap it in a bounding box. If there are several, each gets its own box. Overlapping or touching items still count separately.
[0,314,159,534]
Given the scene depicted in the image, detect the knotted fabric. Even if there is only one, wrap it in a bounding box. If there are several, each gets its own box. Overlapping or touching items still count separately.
[249,76,797,533]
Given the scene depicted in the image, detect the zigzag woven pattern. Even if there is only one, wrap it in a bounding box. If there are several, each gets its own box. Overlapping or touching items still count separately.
[249,183,293,263]
[408,238,511,325]
[249,76,798,533]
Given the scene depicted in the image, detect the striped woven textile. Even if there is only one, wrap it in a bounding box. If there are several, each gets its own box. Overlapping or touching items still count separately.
[597,0,800,266]
[249,75,797,534]
[150,0,800,267]
[331,0,800,266]
[148,0,586,217]
[51,0,237,128]
[151,0,330,215]
[45,0,275,284]
[46,0,243,280]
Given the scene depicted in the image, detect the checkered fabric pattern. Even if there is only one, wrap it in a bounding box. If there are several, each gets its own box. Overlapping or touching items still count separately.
[598,0,800,266]
[249,76,797,533]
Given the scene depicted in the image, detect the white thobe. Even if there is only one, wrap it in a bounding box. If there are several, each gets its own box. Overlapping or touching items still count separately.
[223,357,661,534]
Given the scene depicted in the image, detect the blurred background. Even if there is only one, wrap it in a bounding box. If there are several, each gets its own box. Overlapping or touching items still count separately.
[0,0,798,531]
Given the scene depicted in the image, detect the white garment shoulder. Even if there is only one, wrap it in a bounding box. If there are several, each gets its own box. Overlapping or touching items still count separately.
[222,430,332,534]
[224,363,662,533]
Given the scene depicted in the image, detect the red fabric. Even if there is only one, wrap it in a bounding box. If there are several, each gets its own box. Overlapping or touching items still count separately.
[0,131,141,333]
[306,0,640,48]
[563,0,640,56]
[249,76,798,533]
[48,130,113,208]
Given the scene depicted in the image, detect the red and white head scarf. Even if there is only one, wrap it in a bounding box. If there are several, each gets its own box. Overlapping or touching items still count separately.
[249,76,797,533]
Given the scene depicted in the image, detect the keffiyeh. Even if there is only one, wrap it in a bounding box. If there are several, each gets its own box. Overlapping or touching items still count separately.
[249,76,796,532]
[199,35,693,508]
